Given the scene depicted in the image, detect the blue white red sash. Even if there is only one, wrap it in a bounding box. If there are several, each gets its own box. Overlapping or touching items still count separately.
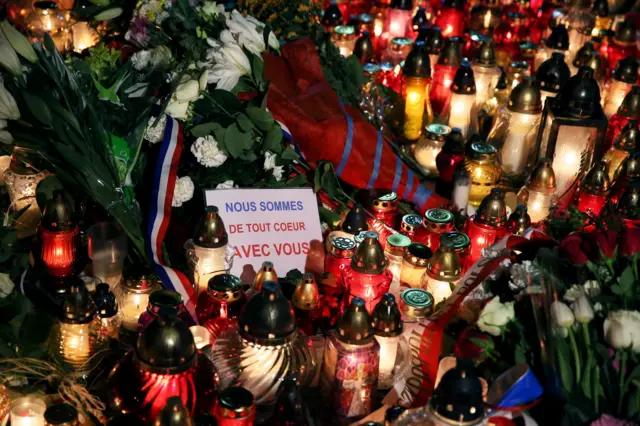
[147,114,197,319]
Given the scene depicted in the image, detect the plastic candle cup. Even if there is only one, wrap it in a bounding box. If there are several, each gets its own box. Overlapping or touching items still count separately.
[87,222,128,289]
[399,242,432,289]
[371,294,405,390]
[332,25,356,57]
[442,63,477,139]
[465,189,508,263]
[439,231,471,274]
[114,271,163,332]
[400,213,423,242]
[10,397,46,426]
[384,234,411,297]
[422,245,461,305]
[430,37,462,115]
[471,41,501,109]
[420,208,455,252]
[324,236,357,293]
[464,141,501,208]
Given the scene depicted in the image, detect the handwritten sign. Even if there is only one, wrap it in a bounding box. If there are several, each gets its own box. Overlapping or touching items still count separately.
[204,188,323,279]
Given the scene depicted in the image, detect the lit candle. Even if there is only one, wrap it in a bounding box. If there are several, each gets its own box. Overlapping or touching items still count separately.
[372,294,403,389]
[430,37,461,115]
[422,245,461,305]
[37,191,79,278]
[414,124,451,175]
[464,141,501,208]
[399,243,432,289]
[452,163,471,213]
[444,63,477,138]
[603,57,637,118]
[402,43,431,142]
[575,161,610,216]
[518,159,557,223]
[465,189,507,263]
[384,234,411,297]
[71,21,98,52]
[114,273,162,332]
[385,0,413,40]
[10,397,45,426]
[603,120,638,182]
[471,41,500,110]
[332,25,356,57]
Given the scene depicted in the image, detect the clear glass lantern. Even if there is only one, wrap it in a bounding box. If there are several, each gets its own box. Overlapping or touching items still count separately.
[113,271,163,332]
[185,206,232,297]
[320,298,380,423]
[210,282,316,406]
[518,159,557,223]
[534,67,607,198]
[488,78,542,184]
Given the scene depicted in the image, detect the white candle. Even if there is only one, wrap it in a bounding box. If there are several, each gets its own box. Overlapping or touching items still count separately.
[472,65,500,108]
[500,111,540,175]
[10,397,45,426]
[121,293,149,331]
[552,126,595,196]
[525,189,554,223]
[375,335,400,389]
[424,278,454,305]
[448,93,475,138]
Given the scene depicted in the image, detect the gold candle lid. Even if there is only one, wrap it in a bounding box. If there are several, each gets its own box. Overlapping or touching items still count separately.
[580,161,610,195]
[616,183,640,219]
[475,188,507,227]
[526,158,557,193]
[403,242,432,267]
[401,213,424,234]
[193,206,228,248]
[400,288,434,319]
[507,205,532,236]
[351,231,388,274]
[331,236,356,258]
[426,246,461,282]
[208,274,244,303]
[371,191,398,213]
[292,273,320,310]
[385,233,411,256]
[253,261,278,292]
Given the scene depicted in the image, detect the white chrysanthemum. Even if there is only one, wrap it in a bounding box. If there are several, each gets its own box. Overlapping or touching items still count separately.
[131,50,152,70]
[191,135,227,167]
[272,165,284,181]
[216,180,236,189]
[264,151,276,171]
[145,115,166,144]
[172,176,195,207]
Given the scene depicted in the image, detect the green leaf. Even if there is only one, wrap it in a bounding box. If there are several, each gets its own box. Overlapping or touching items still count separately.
[318,206,341,229]
[236,114,254,133]
[210,89,243,116]
[618,266,634,294]
[246,106,275,131]
[224,123,247,158]
[252,54,264,88]
[22,92,53,126]
[281,146,300,161]
[264,124,283,154]
[191,122,222,138]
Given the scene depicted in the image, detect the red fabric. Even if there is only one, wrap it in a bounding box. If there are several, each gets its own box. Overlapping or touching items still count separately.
[265,38,447,214]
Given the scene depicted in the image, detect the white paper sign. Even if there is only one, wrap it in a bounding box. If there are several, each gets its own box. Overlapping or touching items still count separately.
[204,187,323,280]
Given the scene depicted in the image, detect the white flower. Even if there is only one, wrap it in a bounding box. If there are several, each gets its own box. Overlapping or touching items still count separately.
[572,294,594,324]
[149,46,172,68]
[0,77,19,120]
[131,50,152,70]
[476,297,515,336]
[552,325,569,338]
[564,285,584,303]
[216,180,237,189]
[594,302,603,313]
[264,151,277,171]
[200,1,224,17]
[199,70,209,91]
[191,135,227,167]
[551,301,575,329]
[272,165,284,181]
[174,80,200,103]
[145,115,166,144]
[206,30,251,91]
[0,273,14,298]
[172,176,194,207]
[226,10,278,56]
[604,310,640,352]
[583,280,601,297]
[165,101,190,120]
[0,119,11,144]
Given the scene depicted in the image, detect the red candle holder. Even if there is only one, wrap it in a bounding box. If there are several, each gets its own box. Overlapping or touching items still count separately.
[606,21,638,78]
[494,12,529,66]
[435,128,466,196]
[292,273,325,336]
[367,191,398,247]
[196,274,246,343]
[418,208,455,252]
[400,213,424,241]
[574,161,610,216]
[434,0,466,38]
[430,37,461,114]
[464,189,507,263]
[617,182,640,228]
[611,152,640,206]
[342,232,393,313]
[324,236,356,293]
[213,387,256,426]
[37,191,79,278]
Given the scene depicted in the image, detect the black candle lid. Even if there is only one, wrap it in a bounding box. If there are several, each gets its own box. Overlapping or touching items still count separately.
[403,42,431,78]
[545,24,569,50]
[613,56,639,84]
[451,63,476,94]
[437,37,462,67]
[618,86,640,118]
[536,52,570,93]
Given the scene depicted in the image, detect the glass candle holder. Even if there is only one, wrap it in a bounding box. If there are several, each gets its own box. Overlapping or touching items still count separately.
[414,124,451,175]
[399,243,432,289]
[186,206,230,296]
[93,283,123,345]
[494,12,529,66]
[518,159,557,223]
[452,163,471,213]
[324,236,356,293]
[434,0,465,38]
[343,232,394,313]
[320,298,380,423]
[213,387,256,426]
[575,161,610,215]
[114,273,163,332]
[292,273,324,336]
[440,231,472,274]
[465,189,508,263]
[420,209,455,252]
[369,191,398,229]
[435,128,466,194]
[385,37,413,65]
[440,63,478,139]
[37,191,79,278]
[384,233,411,297]
[603,57,637,119]
[196,274,246,343]
[210,282,316,406]
[430,38,461,115]
[137,290,196,333]
[385,0,413,40]
[605,86,640,154]
[87,222,127,289]
[402,43,432,142]
[10,396,46,426]
[422,245,461,305]
[400,213,423,242]
[472,42,501,109]
[464,141,501,207]
[371,294,408,390]
[603,120,638,182]
[333,25,357,56]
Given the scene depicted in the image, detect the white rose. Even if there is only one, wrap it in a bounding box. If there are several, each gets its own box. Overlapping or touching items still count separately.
[172,176,195,207]
[476,297,515,336]
[191,135,227,168]
[551,301,575,329]
[165,100,190,120]
[264,151,276,171]
[272,165,284,181]
[572,294,594,324]
[0,273,14,298]
[174,79,200,103]
[583,280,600,297]
[216,180,236,189]
[199,70,209,91]
[604,310,640,352]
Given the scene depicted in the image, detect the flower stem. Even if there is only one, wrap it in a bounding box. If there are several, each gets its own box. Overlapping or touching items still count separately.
[594,367,600,413]
[606,260,615,277]
[633,255,639,282]
[582,323,591,348]
[568,328,581,385]
[618,351,627,416]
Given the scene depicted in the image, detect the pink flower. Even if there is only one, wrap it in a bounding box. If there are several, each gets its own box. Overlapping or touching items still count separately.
[126,17,150,46]
[590,415,635,426]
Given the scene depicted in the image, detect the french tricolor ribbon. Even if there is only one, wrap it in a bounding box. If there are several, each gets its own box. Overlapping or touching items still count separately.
[147,113,197,319]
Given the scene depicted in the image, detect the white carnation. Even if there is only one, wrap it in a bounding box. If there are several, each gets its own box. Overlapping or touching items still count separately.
[191,135,227,167]
[172,176,195,207]
[264,151,276,171]
[272,165,284,181]
[216,180,236,189]
[145,115,167,144]
[149,46,172,68]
